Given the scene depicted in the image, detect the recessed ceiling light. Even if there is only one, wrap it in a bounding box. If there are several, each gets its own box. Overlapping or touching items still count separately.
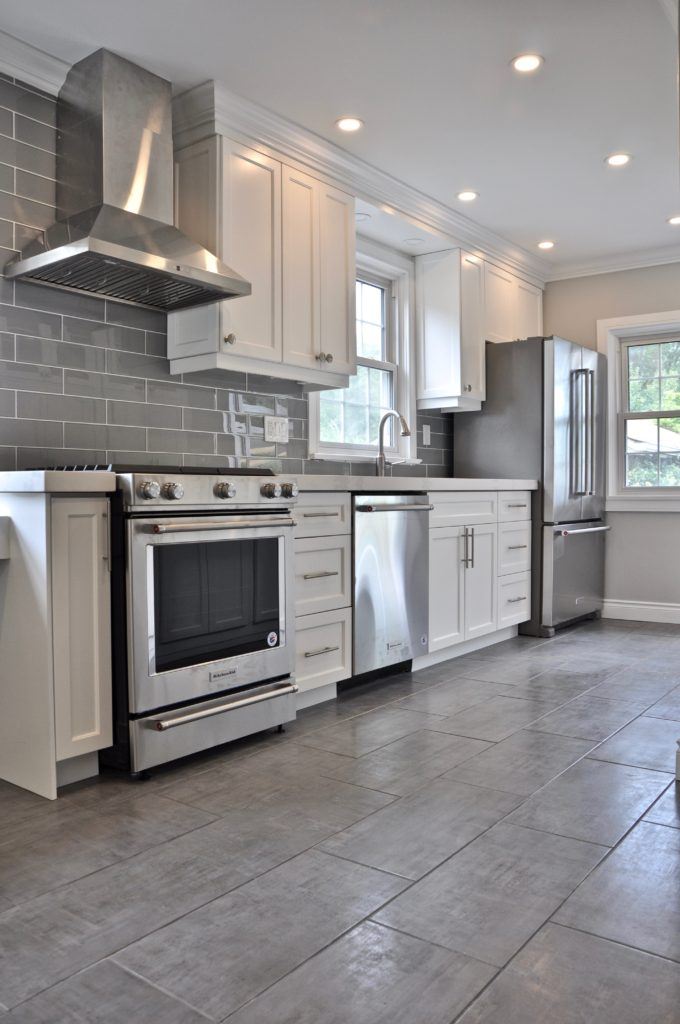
[668,215,680,225]
[335,116,363,132]
[606,152,631,167]
[457,190,478,202]
[511,53,544,73]
[355,212,372,223]
[538,240,555,250]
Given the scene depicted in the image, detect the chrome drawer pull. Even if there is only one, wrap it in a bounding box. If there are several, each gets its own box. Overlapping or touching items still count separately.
[508,596,527,603]
[507,544,528,550]
[507,503,528,508]
[147,683,298,731]
[303,570,339,580]
[302,511,339,518]
[304,644,340,658]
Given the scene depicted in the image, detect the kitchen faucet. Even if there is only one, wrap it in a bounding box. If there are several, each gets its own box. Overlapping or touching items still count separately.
[376,410,411,476]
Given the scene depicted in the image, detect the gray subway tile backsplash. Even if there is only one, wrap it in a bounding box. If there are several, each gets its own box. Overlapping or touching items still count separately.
[0,74,454,475]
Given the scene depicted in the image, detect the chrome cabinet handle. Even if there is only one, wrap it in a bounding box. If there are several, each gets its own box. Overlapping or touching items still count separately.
[303,570,339,580]
[302,511,339,518]
[470,526,475,569]
[304,645,340,658]
[508,544,528,550]
[507,503,527,508]
[224,333,236,345]
[148,683,298,731]
[461,526,469,566]
[508,596,527,604]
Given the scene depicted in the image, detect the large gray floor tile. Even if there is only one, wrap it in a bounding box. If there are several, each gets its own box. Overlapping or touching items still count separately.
[374,822,606,966]
[498,666,615,702]
[460,659,547,685]
[0,808,336,1008]
[457,922,680,1024]
[296,707,445,757]
[554,821,680,961]
[7,960,207,1023]
[116,850,406,1020]
[444,730,594,796]
[506,758,670,846]
[644,684,680,722]
[586,666,679,705]
[644,783,680,828]
[318,778,521,879]
[431,695,555,741]
[396,677,512,717]
[225,921,495,1024]
[322,729,492,796]
[588,715,680,773]
[527,694,644,740]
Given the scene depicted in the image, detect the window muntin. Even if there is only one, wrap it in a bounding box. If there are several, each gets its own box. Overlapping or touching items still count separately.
[622,339,680,488]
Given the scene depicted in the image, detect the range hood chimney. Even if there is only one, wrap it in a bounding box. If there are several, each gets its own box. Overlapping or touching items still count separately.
[4,49,251,311]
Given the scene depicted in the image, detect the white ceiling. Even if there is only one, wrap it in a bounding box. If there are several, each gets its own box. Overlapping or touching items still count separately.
[1,0,678,277]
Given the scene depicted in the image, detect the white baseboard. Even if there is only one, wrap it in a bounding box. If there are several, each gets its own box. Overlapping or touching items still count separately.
[412,626,518,671]
[56,752,99,788]
[602,599,680,624]
[296,682,337,710]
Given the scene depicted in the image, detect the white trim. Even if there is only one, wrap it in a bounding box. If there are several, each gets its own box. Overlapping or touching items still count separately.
[412,626,518,671]
[173,81,549,287]
[598,309,680,511]
[547,245,680,282]
[602,598,680,624]
[0,30,68,95]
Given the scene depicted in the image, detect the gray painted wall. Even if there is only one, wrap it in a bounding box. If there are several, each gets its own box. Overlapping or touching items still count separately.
[545,264,680,611]
[0,74,451,478]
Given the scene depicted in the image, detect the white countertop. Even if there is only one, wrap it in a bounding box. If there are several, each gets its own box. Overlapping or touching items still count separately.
[298,475,537,492]
[0,471,117,494]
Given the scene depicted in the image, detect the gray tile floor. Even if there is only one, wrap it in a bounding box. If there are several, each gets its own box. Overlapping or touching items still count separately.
[1,618,680,1022]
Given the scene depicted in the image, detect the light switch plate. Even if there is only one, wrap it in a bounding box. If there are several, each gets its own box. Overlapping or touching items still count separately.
[422,424,431,446]
[264,415,289,443]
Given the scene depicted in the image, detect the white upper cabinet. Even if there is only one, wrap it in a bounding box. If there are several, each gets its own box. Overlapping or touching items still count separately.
[416,248,485,412]
[484,262,543,343]
[169,135,356,390]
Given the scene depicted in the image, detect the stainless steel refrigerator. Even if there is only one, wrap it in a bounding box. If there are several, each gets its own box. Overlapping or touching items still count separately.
[454,336,608,636]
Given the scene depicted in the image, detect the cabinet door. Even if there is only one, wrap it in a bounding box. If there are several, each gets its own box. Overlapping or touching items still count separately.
[460,252,486,400]
[428,526,465,652]
[318,182,356,374]
[51,498,112,761]
[516,278,543,340]
[464,523,498,640]
[282,165,321,371]
[416,249,462,402]
[219,139,282,362]
[484,263,516,343]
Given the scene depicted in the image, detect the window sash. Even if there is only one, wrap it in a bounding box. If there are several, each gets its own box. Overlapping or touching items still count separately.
[620,336,680,490]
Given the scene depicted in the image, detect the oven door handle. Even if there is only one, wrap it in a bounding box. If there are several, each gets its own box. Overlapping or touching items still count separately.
[151,516,297,534]
[147,682,299,731]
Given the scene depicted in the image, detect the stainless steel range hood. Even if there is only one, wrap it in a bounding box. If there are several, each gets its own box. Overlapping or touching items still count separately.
[4,49,251,311]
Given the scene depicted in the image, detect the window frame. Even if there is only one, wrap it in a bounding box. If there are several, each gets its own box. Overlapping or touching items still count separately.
[619,335,680,492]
[308,241,418,464]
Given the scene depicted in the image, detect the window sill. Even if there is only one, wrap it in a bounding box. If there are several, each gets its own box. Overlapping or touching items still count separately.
[308,451,422,466]
[607,495,680,513]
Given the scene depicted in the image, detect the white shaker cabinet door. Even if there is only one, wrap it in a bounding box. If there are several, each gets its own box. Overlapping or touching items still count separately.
[282,165,321,371]
[51,498,113,761]
[484,262,516,343]
[318,181,356,375]
[464,522,498,641]
[515,277,543,341]
[428,526,465,652]
[460,251,486,401]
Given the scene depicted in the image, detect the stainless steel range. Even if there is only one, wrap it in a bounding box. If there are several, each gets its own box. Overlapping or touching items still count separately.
[105,467,299,774]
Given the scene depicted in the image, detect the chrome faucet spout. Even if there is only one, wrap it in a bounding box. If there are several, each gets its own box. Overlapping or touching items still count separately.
[376,410,411,476]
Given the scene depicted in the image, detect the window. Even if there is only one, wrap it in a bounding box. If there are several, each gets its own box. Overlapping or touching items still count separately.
[318,277,397,451]
[621,338,680,488]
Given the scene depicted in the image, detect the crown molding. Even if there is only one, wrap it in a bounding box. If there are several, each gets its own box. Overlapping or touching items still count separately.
[546,244,680,282]
[173,80,550,286]
[0,30,68,95]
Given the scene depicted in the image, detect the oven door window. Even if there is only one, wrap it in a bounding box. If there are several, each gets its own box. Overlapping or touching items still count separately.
[152,537,280,673]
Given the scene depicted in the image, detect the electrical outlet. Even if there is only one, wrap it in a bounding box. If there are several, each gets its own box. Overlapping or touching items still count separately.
[422,424,431,446]
[264,415,289,443]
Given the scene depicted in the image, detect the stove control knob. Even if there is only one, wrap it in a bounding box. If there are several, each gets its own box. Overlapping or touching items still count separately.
[280,482,299,498]
[214,481,237,499]
[162,481,185,501]
[138,479,161,500]
[260,482,282,499]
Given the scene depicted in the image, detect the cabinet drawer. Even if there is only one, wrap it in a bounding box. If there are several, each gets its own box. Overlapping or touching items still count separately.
[296,492,351,537]
[429,491,497,528]
[498,522,532,576]
[499,491,531,522]
[294,535,351,616]
[295,607,352,692]
[497,572,532,627]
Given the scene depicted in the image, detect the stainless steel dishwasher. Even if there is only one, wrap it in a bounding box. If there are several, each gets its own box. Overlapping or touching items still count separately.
[353,494,432,675]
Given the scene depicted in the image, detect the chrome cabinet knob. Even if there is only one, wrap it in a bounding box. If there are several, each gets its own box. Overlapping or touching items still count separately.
[224,333,236,345]
[162,481,185,500]
[316,352,325,362]
[325,353,333,365]
[281,482,299,498]
[138,479,161,500]
[214,481,237,499]
[260,482,282,498]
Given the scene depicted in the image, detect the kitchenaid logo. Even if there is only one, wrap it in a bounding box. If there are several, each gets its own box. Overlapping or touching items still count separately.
[210,667,238,682]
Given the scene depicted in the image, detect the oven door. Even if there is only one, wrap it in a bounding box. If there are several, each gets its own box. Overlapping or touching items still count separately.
[127,511,295,713]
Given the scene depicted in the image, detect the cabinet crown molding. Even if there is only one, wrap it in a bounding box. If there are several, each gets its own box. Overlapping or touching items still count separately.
[173,80,548,287]
[0,29,69,95]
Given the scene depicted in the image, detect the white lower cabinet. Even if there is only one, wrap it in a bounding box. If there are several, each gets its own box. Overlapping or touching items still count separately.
[498,572,532,628]
[295,607,352,694]
[428,522,497,652]
[464,523,498,640]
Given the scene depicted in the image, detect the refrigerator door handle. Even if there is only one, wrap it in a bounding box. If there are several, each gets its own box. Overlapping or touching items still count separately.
[570,369,588,497]
[557,525,611,536]
[587,369,595,496]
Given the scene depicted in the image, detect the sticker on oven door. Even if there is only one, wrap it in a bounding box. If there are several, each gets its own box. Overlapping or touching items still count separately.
[267,631,279,647]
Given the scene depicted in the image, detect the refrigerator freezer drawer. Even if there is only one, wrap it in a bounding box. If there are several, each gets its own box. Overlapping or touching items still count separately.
[542,522,609,628]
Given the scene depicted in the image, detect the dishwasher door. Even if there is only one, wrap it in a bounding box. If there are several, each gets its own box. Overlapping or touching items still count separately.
[353,494,431,675]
